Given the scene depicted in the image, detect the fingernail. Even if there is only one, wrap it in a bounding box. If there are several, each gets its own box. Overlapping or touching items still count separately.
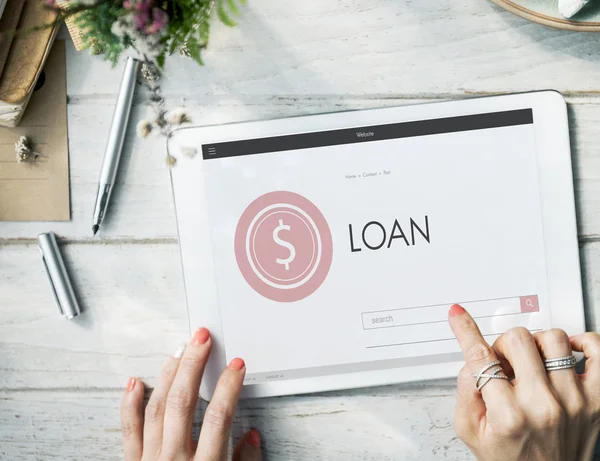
[247,429,261,448]
[126,377,136,392]
[229,357,245,371]
[449,304,466,317]
[191,327,210,346]
[173,343,186,358]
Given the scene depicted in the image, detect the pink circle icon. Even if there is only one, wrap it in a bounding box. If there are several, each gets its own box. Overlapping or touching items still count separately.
[234,191,333,302]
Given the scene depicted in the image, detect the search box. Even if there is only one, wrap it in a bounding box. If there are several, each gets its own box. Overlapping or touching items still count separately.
[362,295,539,330]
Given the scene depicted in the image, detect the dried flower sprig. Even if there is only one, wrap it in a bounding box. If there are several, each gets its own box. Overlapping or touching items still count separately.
[15,136,44,162]
[136,62,192,165]
[138,62,192,134]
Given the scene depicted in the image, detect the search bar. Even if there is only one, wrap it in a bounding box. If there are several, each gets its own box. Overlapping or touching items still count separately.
[362,295,539,330]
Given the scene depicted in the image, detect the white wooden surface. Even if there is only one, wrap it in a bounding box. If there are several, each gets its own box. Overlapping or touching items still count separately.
[2,1,600,459]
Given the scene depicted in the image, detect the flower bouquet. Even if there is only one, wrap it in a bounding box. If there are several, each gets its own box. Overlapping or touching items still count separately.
[52,0,244,66]
[47,0,244,156]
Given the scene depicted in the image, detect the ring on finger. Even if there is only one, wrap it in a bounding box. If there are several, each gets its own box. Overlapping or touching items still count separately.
[471,360,509,391]
[544,355,576,371]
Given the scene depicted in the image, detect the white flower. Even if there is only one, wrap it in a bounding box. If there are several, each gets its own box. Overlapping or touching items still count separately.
[180,146,198,158]
[110,12,166,62]
[166,154,177,167]
[166,107,191,125]
[136,120,153,138]
[14,136,41,162]
[111,14,137,40]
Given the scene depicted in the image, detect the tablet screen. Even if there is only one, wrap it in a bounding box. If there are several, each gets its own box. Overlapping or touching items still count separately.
[202,109,551,385]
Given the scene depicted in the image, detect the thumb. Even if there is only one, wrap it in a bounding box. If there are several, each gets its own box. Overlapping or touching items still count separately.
[232,429,262,461]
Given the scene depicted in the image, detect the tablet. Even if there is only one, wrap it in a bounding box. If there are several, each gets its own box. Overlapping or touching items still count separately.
[168,91,585,399]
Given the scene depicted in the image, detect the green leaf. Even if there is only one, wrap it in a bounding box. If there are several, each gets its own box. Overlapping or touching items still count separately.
[227,0,240,16]
[156,51,166,69]
[185,39,204,65]
[217,0,237,27]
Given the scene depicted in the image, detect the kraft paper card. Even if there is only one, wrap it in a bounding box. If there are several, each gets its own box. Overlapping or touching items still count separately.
[0,41,70,221]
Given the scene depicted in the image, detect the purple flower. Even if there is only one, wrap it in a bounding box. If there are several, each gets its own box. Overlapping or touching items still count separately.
[124,0,168,34]
[134,10,150,30]
[134,1,149,12]
[146,8,168,34]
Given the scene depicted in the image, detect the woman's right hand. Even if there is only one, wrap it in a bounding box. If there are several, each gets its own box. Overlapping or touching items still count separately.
[120,327,261,461]
[449,304,600,461]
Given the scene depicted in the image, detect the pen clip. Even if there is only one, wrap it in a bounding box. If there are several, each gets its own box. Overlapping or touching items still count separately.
[39,247,65,317]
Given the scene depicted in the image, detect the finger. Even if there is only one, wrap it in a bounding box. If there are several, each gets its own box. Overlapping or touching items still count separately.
[492,326,549,390]
[571,333,600,379]
[448,304,515,413]
[162,328,212,456]
[534,329,581,410]
[142,343,186,457]
[121,377,145,461]
[571,333,600,411]
[454,365,486,444]
[196,358,246,461]
[233,429,262,461]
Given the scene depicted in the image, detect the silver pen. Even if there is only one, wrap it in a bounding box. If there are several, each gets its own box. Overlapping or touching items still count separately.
[92,57,141,235]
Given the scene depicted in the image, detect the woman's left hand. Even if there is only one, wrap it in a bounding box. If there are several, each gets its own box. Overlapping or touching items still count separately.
[120,327,261,461]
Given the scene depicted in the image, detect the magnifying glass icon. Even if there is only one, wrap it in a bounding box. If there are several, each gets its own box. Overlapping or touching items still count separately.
[526,299,534,308]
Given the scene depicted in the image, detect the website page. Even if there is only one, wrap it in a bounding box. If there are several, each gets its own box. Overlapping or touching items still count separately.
[202,110,550,385]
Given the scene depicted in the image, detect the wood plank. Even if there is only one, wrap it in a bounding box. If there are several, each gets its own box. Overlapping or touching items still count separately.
[64,1,600,98]
[0,243,188,390]
[1,98,600,240]
[1,241,599,390]
[0,387,471,461]
[2,388,600,460]
[8,4,597,460]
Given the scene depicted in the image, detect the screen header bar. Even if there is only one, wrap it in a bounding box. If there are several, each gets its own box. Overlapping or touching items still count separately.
[202,108,533,160]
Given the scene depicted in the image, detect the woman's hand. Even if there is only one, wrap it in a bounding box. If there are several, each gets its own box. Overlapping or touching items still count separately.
[449,304,600,461]
[120,327,261,461]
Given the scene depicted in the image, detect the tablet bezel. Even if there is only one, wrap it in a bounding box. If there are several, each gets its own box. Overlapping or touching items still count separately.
[168,91,585,400]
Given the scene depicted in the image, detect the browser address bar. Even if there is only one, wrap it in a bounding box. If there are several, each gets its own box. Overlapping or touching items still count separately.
[362,295,539,330]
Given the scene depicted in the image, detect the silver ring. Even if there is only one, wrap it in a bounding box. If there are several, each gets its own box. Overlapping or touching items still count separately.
[471,360,508,391]
[544,355,576,371]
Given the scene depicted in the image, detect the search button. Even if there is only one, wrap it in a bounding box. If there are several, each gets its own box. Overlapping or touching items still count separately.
[520,295,539,313]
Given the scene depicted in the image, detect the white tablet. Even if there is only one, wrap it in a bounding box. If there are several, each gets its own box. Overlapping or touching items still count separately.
[168,91,585,399]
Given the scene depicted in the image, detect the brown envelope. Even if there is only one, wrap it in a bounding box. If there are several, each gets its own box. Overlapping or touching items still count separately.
[0,41,70,221]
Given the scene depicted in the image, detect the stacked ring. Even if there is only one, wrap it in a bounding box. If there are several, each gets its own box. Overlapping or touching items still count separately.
[544,355,577,371]
[471,360,509,391]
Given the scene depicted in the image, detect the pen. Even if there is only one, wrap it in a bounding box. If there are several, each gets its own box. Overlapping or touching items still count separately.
[92,56,140,235]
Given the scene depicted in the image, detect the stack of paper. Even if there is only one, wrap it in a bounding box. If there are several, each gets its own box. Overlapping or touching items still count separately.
[0,0,25,79]
[0,0,59,127]
[0,0,7,21]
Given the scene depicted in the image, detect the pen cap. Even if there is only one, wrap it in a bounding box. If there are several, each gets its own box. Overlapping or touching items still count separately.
[38,232,81,319]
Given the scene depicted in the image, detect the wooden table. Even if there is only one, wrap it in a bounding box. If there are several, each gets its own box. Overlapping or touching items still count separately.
[2,1,600,459]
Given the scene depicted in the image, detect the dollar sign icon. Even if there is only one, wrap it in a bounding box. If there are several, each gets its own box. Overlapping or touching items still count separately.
[273,219,296,271]
[235,191,333,302]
